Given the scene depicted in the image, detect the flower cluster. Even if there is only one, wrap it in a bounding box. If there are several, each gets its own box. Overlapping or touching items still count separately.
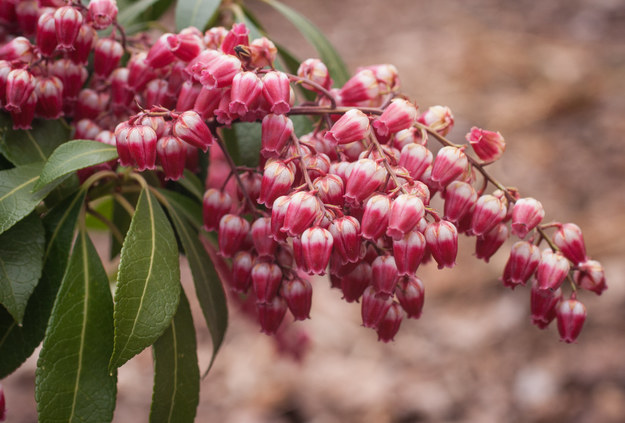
[0,0,605,344]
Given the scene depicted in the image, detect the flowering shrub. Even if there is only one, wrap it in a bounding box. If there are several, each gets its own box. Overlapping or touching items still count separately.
[0,0,607,421]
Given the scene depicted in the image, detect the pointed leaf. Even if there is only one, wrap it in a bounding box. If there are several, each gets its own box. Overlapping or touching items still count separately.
[34,140,118,190]
[110,188,181,370]
[150,290,199,423]
[118,0,161,27]
[36,229,117,423]
[157,189,202,230]
[110,192,138,259]
[221,122,262,167]
[0,114,70,166]
[0,190,85,378]
[0,214,44,323]
[0,162,64,235]
[262,0,349,86]
[157,189,227,373]
[175,0,221,32]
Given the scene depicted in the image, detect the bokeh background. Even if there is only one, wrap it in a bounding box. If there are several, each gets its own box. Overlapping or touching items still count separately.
[4,0,625,422]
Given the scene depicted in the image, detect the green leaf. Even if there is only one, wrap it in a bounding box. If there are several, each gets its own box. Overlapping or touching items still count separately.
[262,0,349,86]
[0,114,70,166]
[110,192,138,259]
[221,122,262,167]
[175,0,221,32]
[150,290,199,423]
[34,140,118,191]
[118,0,162,27]
[36,228,117,423]
[110,188,181,370]
[0,162,64,235]
[0,190,85,378]
[175,169,204,202]
[158,189,227,373]
[0,214,45,323]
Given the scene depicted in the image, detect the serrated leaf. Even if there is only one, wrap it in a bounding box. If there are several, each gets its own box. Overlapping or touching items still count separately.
[0,190,85,378]
[262,0,349,86]
[0,162,64,235]
[175,169,204,202]
[0,214,44,323]
[34,140,118,191]
[0,113,70,166]
[36,228,117,423]
[118,0,161,27]
[110,188,181,370]
[221,122,262,167]
[158,190,227,373]
[150,290,199,423]
[175,0,220,32]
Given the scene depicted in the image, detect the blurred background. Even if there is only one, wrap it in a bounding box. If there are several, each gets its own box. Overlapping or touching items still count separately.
[4,0,625,422]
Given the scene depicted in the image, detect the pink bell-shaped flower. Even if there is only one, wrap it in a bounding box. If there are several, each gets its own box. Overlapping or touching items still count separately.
[88,0,118,30]
[360,194,392,241]
[536,249,570,291]
[372,255,399,298]
[466,126,506,162]
[396,276,425,319]
[156,136,187,181]
[386,193,425,240]
[257,295,287,335]
[372,98,417,137]
[418,105,454,136]
[324,109,370,145]
[361,286,393,329]
[471,194,507,236]
[262,71,291,115]
[376,302,404,343]
[443,181,477,223]
[229,71,263,117]
[430,146,468,189]
[556,297,586,343]
[172,110,215,152]
[344,158,386,204]
[281,191,321,237]
[553,223,587,265]
[398,143,432,180]
[203,188,233,231]
[252,217,278,258]
[252,261,283,304]
[258,160,294,208]
[126,125,158,171]
[300,226,334,275]
[530,279,562,329]
[35,76,63,119]
[574,260,607,295]
[261,114,293,158]
[475,223,509,263]
[393,231,426,276]
[424,220,458,269]
[94,39,124,78]
[511,197,544,239]
[281,278,313,321]
[502,241,541,289]
[231,251,254,294]
[218,214,250,258]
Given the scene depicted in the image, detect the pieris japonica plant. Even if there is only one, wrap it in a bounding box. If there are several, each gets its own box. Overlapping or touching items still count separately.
[0,0,608,421]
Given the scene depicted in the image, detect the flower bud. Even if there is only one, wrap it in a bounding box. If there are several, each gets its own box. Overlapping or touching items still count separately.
[553,223,587,265]
[54,6,83,51]
[328,216,361,264]
[261,114,293,157]
[229,71,262,117]
[10,91,36,130]
[393,231,426,276]
[252,260,282,303]
[172,110,214,152]
[257,295,287,335]
[443,181,477,223]
[530,279,562,329]
[536,249,570,291]
[249,37,277,68]
[430,146,468,189]
[146,33,177,68]
[262,71,291,115]
[475,223,509,262]
[502,241,541,288]
[231,251,254,294]
[126,125,157,171]
[36,13,57,57]
[466,126,505,162]
[203,188,233,231]
[386,194,425,240]
[396,276,425,319]
[339,261,371,302]
[114,122,132,166]
[35,76,63,119]
[252,217,277,258]
[340,69,379,105]
[361,194,392,240]
[94,38,124,79]
[281,191,321,237]
[0,36,36,62]
[281,278,312,320]
[372,98,417,137]
[258,160,294,207]
[300,226,333,275]
[511,197,544,238]
[69,24,96,65]
[4,69,34,113]
[361,286,393,329]
[297,58,332,91]
[574,260,607,295]
[424,220,458,269]
[324,109,370,145]
[218,214,250,258]
[220,22,250,56]
[270,196,290,241]
[199,52,241,89]
[372,255,398,297]
[88,0,117,29]
[311,175,342,208]
[418,105,454,136]
[471,194,507,236]
[376,302,404,342]
[556,297,586,343]
[398,143,432,180]
[156,136,186,180]
[344,158,386,204]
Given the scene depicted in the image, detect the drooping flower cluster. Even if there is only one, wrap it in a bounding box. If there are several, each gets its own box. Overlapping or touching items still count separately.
[0,0,605,344]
